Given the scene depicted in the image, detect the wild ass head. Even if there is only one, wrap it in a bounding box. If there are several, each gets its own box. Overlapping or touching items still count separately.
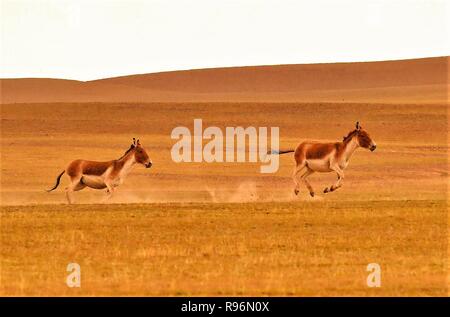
[127,138,153,168]
[343,122,377,151]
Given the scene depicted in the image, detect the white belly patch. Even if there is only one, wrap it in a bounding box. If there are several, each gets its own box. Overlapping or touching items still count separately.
[306,159,332,172]
[81,175,107,189]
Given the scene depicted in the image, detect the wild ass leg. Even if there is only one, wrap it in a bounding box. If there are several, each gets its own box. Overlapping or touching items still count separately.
[103,179,116,202]
[292,162,306,195]
[65,176,83,204]
[301,168,315,197]
[324,165,344,193]
[65,187,74,204]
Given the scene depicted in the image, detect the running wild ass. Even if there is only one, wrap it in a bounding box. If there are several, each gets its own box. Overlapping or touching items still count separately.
[47,138,152,203]
[274,122,376,197]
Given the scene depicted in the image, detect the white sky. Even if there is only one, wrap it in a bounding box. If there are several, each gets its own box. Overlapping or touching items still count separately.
[1,0,449,81]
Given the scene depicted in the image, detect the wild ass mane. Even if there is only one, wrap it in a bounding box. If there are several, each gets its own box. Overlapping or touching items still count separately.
[116,145,135,161]
[342,130,358,143]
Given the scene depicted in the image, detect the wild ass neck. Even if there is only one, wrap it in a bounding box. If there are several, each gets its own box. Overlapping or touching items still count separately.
[342,137,359,162]
[117,151,137,176]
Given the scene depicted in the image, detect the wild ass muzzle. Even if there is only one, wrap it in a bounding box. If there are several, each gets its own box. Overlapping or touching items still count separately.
[271,122,376,197]
[47,138,152,204]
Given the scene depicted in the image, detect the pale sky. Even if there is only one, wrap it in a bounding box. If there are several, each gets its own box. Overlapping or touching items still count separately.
[1,0,449,81]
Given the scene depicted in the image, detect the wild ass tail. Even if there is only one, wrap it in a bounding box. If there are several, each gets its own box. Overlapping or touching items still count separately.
[267,149,295,155]
[47,170,65,192]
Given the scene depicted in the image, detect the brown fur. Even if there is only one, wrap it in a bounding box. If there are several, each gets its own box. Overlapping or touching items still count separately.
[68,160,111,177]
[66,144,150,178]
[278,123,376,197]
[304,143,336,159]
[47,140,152,203]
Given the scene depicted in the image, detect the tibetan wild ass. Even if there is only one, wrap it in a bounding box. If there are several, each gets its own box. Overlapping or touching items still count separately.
[47,138,152,203]
[273,122,376,197]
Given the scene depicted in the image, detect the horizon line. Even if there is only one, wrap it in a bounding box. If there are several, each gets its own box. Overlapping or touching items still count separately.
[1,55,448,83]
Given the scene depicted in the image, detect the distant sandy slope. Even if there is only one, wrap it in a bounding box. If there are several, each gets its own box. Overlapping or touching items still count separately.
[1,57,448,103]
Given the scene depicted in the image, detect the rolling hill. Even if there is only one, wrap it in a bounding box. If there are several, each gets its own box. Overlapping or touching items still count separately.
[1,56,448,104]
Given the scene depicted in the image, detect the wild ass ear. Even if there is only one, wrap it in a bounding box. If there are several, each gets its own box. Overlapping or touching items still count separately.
[356,122,361,130]
[137,139,141,146]
[132,138,136,146]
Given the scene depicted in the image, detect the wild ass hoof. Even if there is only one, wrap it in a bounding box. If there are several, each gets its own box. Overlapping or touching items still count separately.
[310,192,314,197]
[294,189,299,196]
[323,188,329,193]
